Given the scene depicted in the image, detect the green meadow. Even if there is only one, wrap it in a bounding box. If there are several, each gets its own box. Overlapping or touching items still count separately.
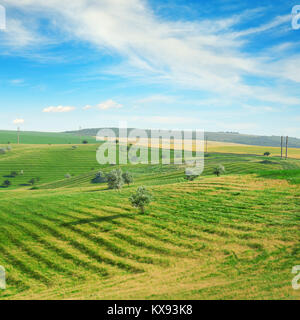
[0,136,299,300]
[0,130,96,145]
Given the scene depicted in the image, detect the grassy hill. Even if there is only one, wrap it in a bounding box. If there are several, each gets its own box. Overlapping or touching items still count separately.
[66,128,300,148]
[0,142,299,300]
[0,130,96,144]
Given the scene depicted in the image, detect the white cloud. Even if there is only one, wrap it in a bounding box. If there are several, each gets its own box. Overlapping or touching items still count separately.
[233,15,290,37]
[0,18,42,48]
[137,95,176,104]
[10,79,24,85]
[13,118,24,124]
[43,106,76,113]
[1,1,299,107]
[83,105,93,110]
[97,100,123,110]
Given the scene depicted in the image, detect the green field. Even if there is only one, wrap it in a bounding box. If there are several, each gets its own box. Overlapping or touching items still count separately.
[0,130,96,145]
[0,141,299,300]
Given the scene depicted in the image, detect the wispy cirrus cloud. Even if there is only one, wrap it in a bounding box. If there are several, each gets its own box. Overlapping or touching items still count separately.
[43,106,76,113]
[1,0,300,113]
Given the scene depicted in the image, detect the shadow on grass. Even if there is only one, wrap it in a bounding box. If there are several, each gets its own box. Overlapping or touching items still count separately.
[61,214,132,226]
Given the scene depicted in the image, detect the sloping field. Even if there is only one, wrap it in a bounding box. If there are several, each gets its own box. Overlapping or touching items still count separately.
[0,143,299,300]
[1,144,300,190]
[0,175,299,300]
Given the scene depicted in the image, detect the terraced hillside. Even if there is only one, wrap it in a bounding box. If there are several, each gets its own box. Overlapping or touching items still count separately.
[0,143,299,300]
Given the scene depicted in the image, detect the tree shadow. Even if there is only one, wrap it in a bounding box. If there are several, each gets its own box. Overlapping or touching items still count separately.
[61,214,132,227]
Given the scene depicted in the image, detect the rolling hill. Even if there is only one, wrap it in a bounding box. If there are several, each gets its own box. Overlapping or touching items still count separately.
[65,128,300,148]
[0,142,299,300]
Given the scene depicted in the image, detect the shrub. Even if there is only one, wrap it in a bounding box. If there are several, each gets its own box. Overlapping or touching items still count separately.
[185,168,199,181]
[82,140,88,144]
[106,169,124,190]
[65,173,71,179]
[10,171,18,177]
[3,180,11,187]
[122,171,133,186]
[264,152,271,156]
[72,146,78,150]
[28,178,36,185]
[92,171,107,184]
[213,164,225,177]
[129,186,152,214]
[0,148,6,155]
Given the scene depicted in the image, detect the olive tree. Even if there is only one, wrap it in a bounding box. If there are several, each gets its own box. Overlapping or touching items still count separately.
[185,168,199,181]
[92,171,107,184]
[28,178,36,185]
[3,180,11,187]
[129,186,152,214]
[106,169,124,190]
[122,171,133,186]
[213,164,225,177]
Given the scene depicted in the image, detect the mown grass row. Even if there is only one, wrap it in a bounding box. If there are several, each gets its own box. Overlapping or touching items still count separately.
[0,171,299,299]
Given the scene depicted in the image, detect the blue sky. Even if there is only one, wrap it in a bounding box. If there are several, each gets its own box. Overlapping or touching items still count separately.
[0,0,300,137]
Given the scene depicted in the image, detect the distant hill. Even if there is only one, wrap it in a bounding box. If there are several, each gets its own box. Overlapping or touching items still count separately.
[0,130,96,144]
[65,128,300,148]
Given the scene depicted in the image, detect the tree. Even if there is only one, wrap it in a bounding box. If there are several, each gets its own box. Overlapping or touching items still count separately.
[185,168,199,181]
[3,180,11,187]
[10,171,18,177]
[122,171,133,186]
[264,152,271,156]
[92,171,107,184]
[28,178,36,185]
[213,164,225,177]
[129,186,152,214]
[82,140,88,144]
[106,169,124,190]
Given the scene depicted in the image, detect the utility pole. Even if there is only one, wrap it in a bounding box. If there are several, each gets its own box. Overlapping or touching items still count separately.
[281,136,283,159]
[17,127,20,145]
[286,136,288,159]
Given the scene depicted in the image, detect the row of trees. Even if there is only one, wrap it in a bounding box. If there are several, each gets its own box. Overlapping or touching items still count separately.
[92,169,133,189]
